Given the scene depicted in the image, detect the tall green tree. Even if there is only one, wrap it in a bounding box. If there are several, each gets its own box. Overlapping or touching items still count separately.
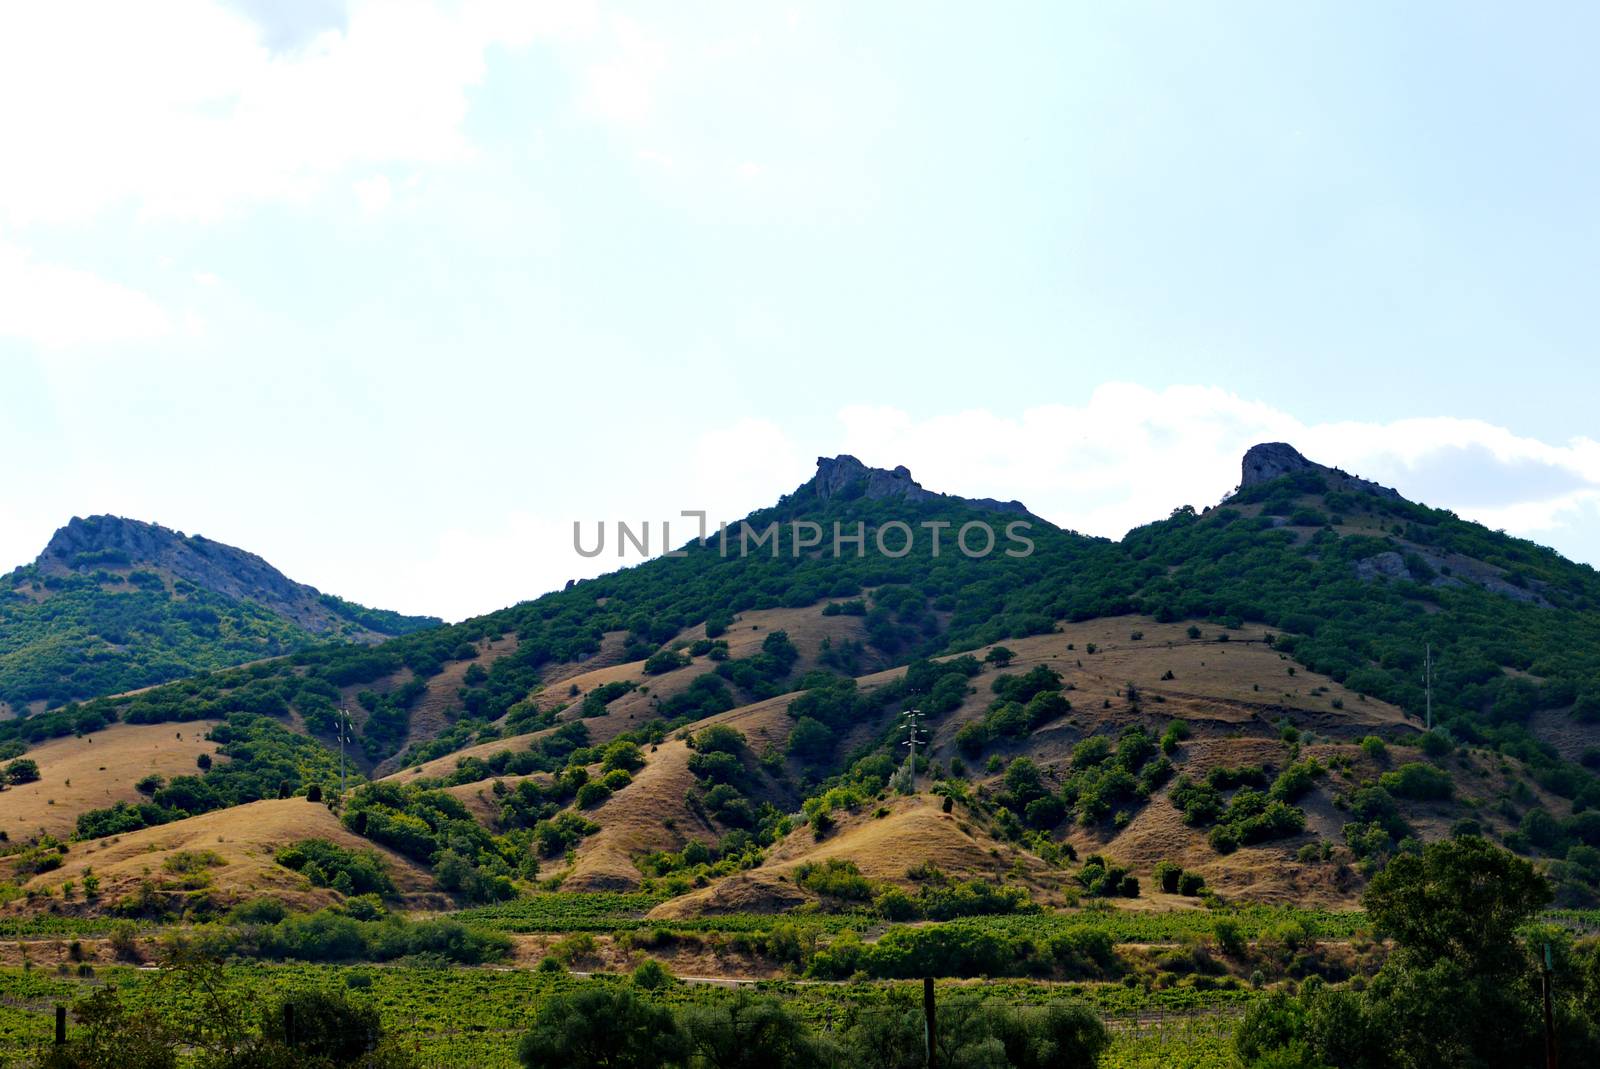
[517,987,686,1069]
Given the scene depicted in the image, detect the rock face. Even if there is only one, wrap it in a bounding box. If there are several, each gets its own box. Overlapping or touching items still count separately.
[1237,443,1402,501]
[34,515,438,636]
[1353,548,1549,607]
[801,456,1034,517]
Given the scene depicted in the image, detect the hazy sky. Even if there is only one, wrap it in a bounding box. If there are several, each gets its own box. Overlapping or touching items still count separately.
[3,1,1598,621]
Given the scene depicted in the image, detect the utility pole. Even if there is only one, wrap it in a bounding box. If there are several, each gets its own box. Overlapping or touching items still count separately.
[900,708,926,793]
[1422,643,1435,731]
[338,703,350,797]
[923,976,937,1069]
[1543,941,1558,1069]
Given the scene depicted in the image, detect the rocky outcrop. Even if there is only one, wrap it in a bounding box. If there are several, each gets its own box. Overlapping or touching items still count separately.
[34,515,438,635]
[1352,548,1549,607]
[1237,443,1402,500]
[799,455,1035,517]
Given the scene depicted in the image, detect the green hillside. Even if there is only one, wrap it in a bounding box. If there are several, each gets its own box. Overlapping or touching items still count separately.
[0,516,440,712]
[6,449,1600,896]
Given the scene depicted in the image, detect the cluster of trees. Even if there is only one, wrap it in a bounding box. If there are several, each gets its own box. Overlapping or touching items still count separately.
[34,970,421,1068]
[712,630,800,699]
[518,984,1109,1069]
[274,840,396,898]
[979,728,1174,843]
[4,756,41,784]
[806,920,1116,982]
[954,665,1072,756]
[1235,835,1600,1068]
[196,900,512,965]
[1152,860,1207,896]
[342,782,527,903]
[786,671,905,770]
[0,565,328,710]
[75,715,345,839]
[1170,761,1309,853]
[789,857,1036,923]
[684,725,786,839]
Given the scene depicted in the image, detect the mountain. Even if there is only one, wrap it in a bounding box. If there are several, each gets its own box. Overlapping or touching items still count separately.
[0,515,441,714]
[6,449,1600,918]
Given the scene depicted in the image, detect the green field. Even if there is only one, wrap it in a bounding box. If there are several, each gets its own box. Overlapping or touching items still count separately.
[0,963,1249,1068]
[454,894,1367,942]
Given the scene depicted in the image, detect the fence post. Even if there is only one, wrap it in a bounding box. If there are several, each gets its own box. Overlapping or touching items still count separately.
[55,1005,66,1045]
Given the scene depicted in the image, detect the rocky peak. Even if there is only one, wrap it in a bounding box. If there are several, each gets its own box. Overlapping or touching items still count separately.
[33,515,438,636]
[37,515,320,619]
[801,456,1034,517]
[1237,443,1402,501]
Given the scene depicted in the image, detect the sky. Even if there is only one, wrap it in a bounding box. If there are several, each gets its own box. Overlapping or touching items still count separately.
[3,1,1598,622]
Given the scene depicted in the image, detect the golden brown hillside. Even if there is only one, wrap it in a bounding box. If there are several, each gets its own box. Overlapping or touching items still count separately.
[4,798,442,915]
[0,722,220,841]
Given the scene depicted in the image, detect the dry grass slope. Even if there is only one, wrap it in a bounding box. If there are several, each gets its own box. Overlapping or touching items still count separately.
[7,798,442,912]
[0,721,221,841]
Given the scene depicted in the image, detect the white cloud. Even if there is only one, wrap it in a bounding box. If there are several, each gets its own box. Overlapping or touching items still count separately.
[352,174,393,216]
[0,238,172,347]
[578,14,667,126]
[0,1,577,225]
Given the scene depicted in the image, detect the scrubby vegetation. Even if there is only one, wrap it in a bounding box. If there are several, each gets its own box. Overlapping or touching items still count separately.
[72,714,347,839]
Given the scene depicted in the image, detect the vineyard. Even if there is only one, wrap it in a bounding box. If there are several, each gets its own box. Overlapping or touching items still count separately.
[0,963,1249,1068]
[455,894,1368,943]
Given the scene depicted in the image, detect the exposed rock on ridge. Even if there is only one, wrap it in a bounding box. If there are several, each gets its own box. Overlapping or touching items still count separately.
[1237,442,1402,501]
[801,455,1036,518]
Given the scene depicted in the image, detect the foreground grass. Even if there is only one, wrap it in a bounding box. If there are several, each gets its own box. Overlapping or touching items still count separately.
[0,963,1250,1067]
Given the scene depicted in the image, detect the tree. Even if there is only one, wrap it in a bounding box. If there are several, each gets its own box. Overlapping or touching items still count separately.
[4,757,41,784]
[787,717,836,765]
[1365,835,1550,977]
[518,987,686,1069]
[1236,836,1563,1069]
[37,988,177,1069]
[679,993,832,1069]
[985,646,1016,667]
[257,989,382,1063]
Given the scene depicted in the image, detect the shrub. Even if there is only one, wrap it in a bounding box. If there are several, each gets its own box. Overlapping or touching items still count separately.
[1379,762,1454,801]
[575,782,612,809]
[795,858,874,901]
[1153,860,1182,894]
[4,758,41,784]
[517,987,685,1069]
[258,988,383,1063]
[275,840,396,898]
[631,959,675,990]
